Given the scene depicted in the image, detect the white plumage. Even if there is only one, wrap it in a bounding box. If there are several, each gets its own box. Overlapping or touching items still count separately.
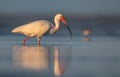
[12,20,52,37]
[12,14,72,45]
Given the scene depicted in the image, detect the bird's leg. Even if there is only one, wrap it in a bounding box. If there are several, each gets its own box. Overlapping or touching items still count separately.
[22,37,31,45]
[37,37,40,45]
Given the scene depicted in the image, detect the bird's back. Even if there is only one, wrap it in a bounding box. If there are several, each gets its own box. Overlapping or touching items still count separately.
[12,20,54,37]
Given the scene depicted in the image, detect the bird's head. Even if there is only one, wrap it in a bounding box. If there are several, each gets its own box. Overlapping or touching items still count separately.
[55,14,72,39]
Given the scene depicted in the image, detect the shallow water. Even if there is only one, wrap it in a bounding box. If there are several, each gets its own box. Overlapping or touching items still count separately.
[0,36,120,77]
[0,15,120,77]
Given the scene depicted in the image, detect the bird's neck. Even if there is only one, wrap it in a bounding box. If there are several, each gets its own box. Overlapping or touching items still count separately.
[54,19,60,30]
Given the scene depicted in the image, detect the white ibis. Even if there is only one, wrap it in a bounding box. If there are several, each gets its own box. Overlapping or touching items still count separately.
[11,14,72,45]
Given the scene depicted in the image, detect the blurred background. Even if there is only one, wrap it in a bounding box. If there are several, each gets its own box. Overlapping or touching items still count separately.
[0,1,120,77]
[0,0,120,36]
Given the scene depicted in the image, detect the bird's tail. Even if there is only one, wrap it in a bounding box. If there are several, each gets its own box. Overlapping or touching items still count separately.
[11,27,19,33]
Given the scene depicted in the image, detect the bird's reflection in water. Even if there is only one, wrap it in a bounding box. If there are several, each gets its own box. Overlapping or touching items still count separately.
[12,45,72,77]
[54,46,72,76]
[83,37,91,42]
[12,46,48,70]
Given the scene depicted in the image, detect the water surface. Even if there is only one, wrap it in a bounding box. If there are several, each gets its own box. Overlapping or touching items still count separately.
[0,36,120,77]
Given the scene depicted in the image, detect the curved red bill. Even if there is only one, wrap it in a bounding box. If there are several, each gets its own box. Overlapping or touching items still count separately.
[60,16,72,39]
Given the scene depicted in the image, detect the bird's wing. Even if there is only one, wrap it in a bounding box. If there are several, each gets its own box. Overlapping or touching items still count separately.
[12,20,51,37]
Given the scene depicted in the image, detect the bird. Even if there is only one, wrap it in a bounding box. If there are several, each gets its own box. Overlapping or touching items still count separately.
[11,14,72,45]
[82,28,91,36]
